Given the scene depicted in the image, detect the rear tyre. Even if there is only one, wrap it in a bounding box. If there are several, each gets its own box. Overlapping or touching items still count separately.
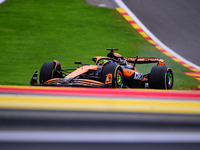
[101,63,124,88]
[39,62,55,84]
[149,66,173,89]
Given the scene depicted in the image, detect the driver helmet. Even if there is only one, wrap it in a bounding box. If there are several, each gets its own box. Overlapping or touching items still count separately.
[103,59,112,64]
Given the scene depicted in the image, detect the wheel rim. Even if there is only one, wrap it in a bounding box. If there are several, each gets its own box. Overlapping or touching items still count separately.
[117,70,123,86]
[167,71,173,88]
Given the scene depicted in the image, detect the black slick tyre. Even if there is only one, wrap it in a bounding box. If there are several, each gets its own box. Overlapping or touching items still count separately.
[149,66,173,89]
[39,62,55,84]
[101,63,124,88]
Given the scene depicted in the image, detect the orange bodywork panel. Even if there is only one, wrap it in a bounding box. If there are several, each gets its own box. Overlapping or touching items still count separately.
[66,65,98,78]
[141,77,146,82]
[123,69,135,77]
[76,79,104,87]
[44,78,60,84]
[113,53,122,57]
[105,73,112,84]
[157,61,166,66]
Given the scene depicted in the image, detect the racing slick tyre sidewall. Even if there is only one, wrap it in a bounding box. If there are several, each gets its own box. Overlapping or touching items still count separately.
[101,63,124,88]
[39,62,55,84]
[149,66,173,89]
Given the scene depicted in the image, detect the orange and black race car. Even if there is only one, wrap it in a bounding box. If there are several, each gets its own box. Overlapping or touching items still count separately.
[30,48,173,89]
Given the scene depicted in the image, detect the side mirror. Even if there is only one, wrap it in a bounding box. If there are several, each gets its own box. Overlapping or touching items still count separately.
[75,61,82,65]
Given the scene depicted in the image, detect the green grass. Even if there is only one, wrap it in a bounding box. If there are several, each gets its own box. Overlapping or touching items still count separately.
[0,0,198,89]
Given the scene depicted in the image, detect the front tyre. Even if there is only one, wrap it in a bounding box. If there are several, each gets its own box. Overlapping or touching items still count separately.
[149,66,173,89]
[101,63,124,88]
[39,62,55,84]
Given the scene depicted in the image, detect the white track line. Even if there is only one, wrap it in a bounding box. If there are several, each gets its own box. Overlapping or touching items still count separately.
[0,0,5,4]
[1,131,200,143]
[115,0,200,71]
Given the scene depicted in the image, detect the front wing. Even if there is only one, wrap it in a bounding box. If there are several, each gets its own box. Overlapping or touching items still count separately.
[30,71,111,88]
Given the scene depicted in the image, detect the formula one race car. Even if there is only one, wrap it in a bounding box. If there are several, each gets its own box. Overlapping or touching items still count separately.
[30,48,173,89]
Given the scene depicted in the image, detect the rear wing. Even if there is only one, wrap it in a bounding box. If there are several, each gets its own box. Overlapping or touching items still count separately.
[124,56,165,65]
[106,49,165,65]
